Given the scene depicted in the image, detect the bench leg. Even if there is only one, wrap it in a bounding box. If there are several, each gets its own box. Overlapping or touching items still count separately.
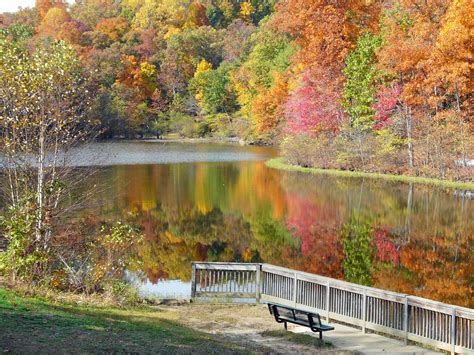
[319,331,322,340]
[284,322,287,330]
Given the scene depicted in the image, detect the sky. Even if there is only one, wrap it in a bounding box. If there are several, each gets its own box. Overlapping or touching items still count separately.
[0,1,72,13]
[0,0,36,13]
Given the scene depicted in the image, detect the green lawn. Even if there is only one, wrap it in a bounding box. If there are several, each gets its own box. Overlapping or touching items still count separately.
[0,288,255,354]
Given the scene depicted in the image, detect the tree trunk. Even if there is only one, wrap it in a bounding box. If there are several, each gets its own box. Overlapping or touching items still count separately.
[405,105,414,169]
[36,121,46,247]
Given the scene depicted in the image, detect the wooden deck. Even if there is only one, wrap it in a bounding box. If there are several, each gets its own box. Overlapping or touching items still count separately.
[191,262,474,354]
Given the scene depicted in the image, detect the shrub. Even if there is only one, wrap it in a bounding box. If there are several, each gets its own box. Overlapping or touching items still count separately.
[281,133,338,169]
[167,112,198,137]
[106,280,141,306]
[0,197,48,284]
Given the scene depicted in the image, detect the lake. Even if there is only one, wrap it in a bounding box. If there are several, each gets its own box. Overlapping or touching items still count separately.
[77,141,473,307]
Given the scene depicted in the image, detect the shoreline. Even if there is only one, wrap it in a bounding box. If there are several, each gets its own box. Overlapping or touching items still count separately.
[96,136,270,146]
[266,157,474,190]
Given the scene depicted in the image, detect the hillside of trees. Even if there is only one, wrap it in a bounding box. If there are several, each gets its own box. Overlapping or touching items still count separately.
[0,0,472,180]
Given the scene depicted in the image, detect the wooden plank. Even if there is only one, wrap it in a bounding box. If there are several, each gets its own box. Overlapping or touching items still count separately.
[255,265,261,302]
[191,263,197,298]
[292,272,297,307]
[408,296,455,315]
[404,296,409,344]
[261,264,296,278]
[194,263,259,271]
[363,289,367,333]
[451,307,456,355]
[456,309,474,320]
[326,282,330,321]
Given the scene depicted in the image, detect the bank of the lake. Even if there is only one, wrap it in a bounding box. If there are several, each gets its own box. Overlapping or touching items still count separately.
[266,157,474,190]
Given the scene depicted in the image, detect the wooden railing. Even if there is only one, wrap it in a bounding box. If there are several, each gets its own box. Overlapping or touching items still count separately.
[191,262,474,354]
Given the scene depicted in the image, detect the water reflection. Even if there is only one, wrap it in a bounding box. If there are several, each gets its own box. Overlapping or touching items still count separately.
[81,144,472,307]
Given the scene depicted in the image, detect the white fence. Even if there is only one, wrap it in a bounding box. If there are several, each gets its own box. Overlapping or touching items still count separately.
[191,262,474,354]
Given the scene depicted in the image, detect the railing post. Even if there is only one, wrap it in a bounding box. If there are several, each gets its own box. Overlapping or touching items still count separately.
[191,263,197,299]
[451,307,456,355]
[255,264,261,303]
[292,272,297,307]
[326,282,330,322]
[362,289,367,334]
[404,296,409,345]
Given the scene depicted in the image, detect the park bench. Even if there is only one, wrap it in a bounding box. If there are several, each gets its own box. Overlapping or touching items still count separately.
[267,303,334,340]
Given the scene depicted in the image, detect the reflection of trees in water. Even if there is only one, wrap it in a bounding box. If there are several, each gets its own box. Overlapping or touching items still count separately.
[341,214,375,286]
[130,205,301,283]
[280,174,473,307]
[86,161,473,306]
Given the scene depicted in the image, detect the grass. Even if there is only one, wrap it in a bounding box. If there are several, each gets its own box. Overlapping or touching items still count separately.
[260,330,332,348]
[266,158,474,190]
[0,287,255,354]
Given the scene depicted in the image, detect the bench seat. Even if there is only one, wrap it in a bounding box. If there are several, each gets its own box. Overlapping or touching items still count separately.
[267,303,334,339]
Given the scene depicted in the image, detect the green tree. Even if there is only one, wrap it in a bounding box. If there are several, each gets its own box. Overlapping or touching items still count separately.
[343,32,382,130]
[190,63,238,114]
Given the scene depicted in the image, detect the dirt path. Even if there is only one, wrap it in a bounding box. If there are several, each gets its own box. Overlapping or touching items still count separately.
[155,303,354,354]
[154,303,441,354]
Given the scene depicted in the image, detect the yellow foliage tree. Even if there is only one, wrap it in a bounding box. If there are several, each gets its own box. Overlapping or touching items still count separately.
[240,2,255,21]
[192,59,213,105]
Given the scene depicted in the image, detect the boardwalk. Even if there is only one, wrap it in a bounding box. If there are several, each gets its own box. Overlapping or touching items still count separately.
[191,262,474,354]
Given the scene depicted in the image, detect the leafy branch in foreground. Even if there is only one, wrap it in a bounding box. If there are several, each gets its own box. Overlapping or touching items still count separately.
[0,37,143,290]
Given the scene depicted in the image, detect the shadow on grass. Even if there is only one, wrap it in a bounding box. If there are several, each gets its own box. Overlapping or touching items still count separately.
[0,289,254,354]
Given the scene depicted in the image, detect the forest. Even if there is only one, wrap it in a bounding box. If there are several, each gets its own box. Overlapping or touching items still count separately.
[0,0,472,179]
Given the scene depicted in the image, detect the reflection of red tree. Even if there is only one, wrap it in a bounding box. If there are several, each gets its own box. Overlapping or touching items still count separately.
[286,197,319,256]
[285,194,344,279]
[372,227,399,264]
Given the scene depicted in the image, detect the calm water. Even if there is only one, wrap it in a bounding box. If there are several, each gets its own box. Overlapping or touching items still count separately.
[78,142,473,306]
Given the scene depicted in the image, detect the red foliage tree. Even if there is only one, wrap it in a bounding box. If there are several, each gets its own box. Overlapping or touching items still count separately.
[285,71,342,135]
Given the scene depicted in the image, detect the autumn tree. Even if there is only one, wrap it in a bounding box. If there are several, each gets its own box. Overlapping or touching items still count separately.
[95,17,129,41]
[0,38,95,281]
[251,71,288,134]
[36,0,67,19]
[231,26,294,134]
[70,0,120,29]
[285,70,342,135]
[377,0,450,169]
[37,7,71,38]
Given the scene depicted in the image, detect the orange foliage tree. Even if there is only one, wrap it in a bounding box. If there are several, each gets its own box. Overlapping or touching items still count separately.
[95,17,129,41]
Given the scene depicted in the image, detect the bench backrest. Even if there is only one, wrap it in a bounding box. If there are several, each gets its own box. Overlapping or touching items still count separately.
[270,304,322,325]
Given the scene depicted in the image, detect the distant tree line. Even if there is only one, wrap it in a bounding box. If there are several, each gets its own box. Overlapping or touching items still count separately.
[0,0,471,180]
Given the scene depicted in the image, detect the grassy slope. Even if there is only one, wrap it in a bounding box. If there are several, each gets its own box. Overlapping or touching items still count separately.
[0,288,255,354]
[266,158,474,190]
